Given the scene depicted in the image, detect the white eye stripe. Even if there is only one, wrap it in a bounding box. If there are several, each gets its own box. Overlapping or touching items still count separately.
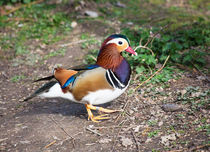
[106,38,127,46]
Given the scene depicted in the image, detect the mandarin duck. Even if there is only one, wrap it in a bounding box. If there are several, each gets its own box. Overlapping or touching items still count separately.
[25,34,137,122]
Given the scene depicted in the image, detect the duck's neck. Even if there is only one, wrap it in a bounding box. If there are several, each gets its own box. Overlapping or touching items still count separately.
[96,46,131,86]
[113,58,131,85]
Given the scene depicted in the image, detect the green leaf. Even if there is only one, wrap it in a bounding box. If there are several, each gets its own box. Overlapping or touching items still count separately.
[136,66,146,74]
[23,0,31,4]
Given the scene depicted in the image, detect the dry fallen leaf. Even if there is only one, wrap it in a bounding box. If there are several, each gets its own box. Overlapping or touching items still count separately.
[121,136,133,147]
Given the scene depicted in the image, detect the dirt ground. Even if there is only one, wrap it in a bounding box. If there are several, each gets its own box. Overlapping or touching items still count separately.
[0,22,209,152]
[0,1,209,151]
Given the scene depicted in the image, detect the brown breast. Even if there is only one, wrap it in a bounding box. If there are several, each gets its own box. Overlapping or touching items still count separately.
[71,68,113,101]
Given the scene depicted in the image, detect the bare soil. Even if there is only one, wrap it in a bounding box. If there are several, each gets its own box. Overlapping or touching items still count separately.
[0,2,209,152]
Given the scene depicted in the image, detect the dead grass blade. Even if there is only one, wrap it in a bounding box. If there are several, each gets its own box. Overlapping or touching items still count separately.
[133,55,170,92]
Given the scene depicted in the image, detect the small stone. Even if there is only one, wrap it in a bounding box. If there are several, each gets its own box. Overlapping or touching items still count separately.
[127,22,133,25]
[133,125,141,132]
[130,116,135,120]
[40,44,46,49]
[116,1,127,8]
[84,10,98,18]
[20,140,30,144]
[18,24,23,27]
[99,138,111,144]
[129,109,134,114]
[79,0,85,6]
[150,109,156,115]
[36,48,43,54]
[71,21,77,28]
[21,126,28,129]
[145,138,152,143]
[158,121,163,126]
[88,125,94,128]
[162,104,183,112]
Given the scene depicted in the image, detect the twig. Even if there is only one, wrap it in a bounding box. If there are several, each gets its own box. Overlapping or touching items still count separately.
[189,143,210,151]
[168,143,210,152]
[59,39,95,47]
[58,132,82,146]
[131,131,140,152]
[133,55,170,92]
[144,23,172,47]
[49,116,75,148]
[134,45,155,56]
[114,99,130,122]
[44,140,56,148]
[86,127,103,136]
[89,55,97,61]
[190,62,210,83]
[111,120,127,152]
[2,0,44,16]
[147,64,153,74]
[134,24,171,56]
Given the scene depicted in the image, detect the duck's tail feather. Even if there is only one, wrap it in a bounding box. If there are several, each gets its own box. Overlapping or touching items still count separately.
[33,75,54,82]
[24,81,57,101]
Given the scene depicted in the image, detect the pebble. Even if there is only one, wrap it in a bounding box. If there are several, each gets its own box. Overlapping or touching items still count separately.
[71,21,77,28]
[180,89,187,96]
[145,138,152,143]
[99,138,112,144]
[158,121,163,126]
[116,1,127,8]
[133,125,142,132]
[162,103,183,112]
[121,136,133,147]
[84,10,98,18]
[20,140,30,144]
[127,22,133,25]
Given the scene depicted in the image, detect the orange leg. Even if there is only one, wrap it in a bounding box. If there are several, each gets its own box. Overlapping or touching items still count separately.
[85,104,120,122]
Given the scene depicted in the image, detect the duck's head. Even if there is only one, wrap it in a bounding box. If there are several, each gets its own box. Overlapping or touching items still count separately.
[100,34,137,56]
[97,34,136,70]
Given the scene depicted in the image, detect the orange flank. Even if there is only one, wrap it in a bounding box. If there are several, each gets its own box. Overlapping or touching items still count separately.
[54,68,78,87]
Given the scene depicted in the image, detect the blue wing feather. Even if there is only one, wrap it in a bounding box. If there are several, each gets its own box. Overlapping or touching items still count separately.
[61,76,75,89]
[61,64,100,89]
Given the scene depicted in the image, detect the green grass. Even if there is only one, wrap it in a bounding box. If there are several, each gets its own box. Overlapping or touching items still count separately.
[0,2,72,56]
[97,0,209,27]
[176,86,209,111]
[94,0,210,82]
[148,120,158,126]
[196,124,210,136]
[11,74,25,82]
[148,130,160,138]
[1,0,209,86]
[43,48,66,60]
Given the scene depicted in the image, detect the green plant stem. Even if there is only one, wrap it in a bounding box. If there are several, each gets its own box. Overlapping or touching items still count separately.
[133,55,170,92]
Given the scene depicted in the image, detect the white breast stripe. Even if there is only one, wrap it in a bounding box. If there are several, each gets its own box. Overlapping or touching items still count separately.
[109,70,125,88]
[106,70,116,88]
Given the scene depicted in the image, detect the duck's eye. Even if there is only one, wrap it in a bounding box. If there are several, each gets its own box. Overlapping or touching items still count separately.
[118,41,123,45]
